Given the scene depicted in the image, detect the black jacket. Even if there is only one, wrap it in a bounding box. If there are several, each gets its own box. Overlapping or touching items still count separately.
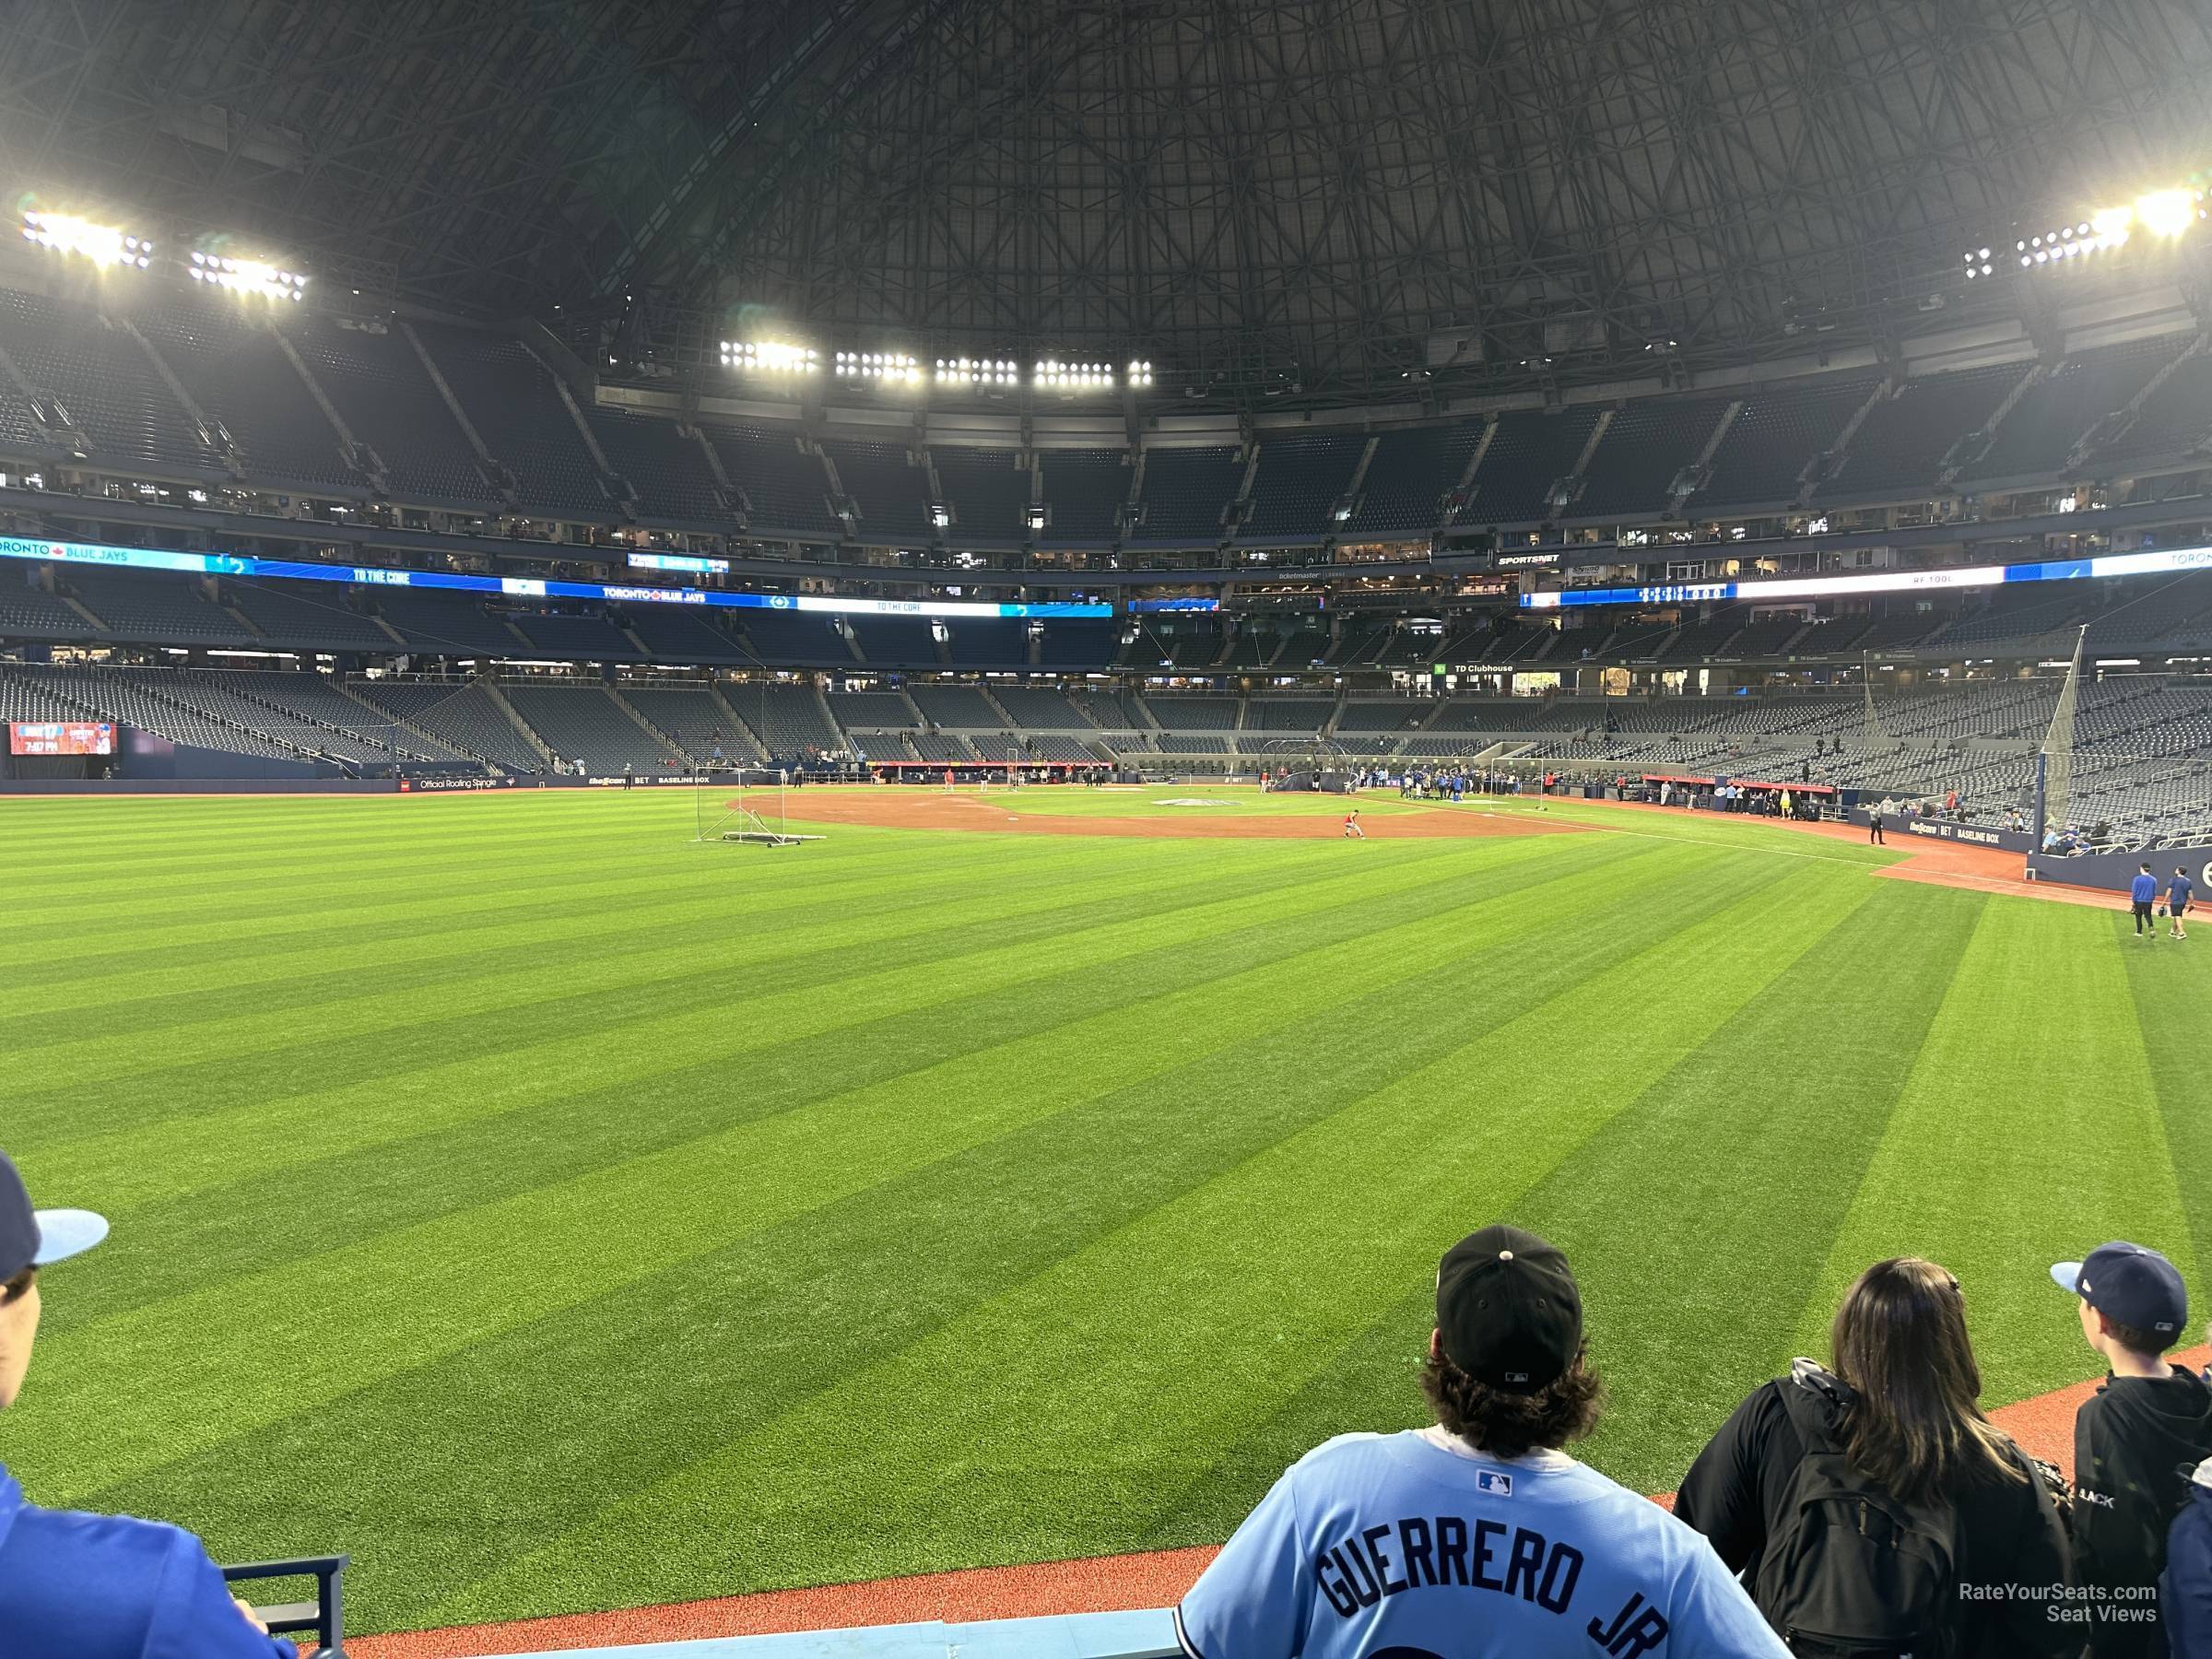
[1676,1361,2074,1657]
[2074,1365,2212,1658]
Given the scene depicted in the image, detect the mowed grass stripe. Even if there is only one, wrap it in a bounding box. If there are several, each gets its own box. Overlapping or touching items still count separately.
[432,861,1872,1618]
[18,838,1703,1512]
[1798,899,2197,1402]
[0,817,1171,951]
[42,838,1656,1335]
[1145,880,1989,1539]
[0,794,1084,936]
[8,838,1540,1151]
[2122,931,2212,1276]
[3,832,1145,987]
[0,833,1382,1031]
[27,832,1606,1230]
[6,836,1423,1100]
[4,841,1178,988]
[75,846,1742,1623]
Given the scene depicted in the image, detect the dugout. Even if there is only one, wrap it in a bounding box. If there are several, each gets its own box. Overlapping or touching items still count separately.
[870,759,1110,785]
[1635,772,1836,814]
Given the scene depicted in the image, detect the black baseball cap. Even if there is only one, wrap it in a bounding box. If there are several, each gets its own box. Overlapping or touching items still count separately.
[0,1151,109,1284]
[1437,1224,1583,1394]
[2051,1241,2188,1341]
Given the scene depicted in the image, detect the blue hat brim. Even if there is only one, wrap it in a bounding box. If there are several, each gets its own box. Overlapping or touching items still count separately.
[2051,1260,2084,1295]
[32,1209,108,1266]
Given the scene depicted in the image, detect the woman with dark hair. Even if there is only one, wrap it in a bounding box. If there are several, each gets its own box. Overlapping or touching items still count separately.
[1674,1257,2073,1657]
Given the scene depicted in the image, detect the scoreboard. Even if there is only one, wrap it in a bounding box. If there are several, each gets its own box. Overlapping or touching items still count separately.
[8,720,114,756]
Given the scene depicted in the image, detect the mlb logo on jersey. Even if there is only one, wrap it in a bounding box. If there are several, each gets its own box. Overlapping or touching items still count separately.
[1476,1470,1513,1498]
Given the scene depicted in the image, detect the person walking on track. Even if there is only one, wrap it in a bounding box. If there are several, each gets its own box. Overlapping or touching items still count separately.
[2132,865,2159,941]
[2170,865,2194,940]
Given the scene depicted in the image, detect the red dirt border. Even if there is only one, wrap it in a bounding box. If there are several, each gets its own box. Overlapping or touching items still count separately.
[776,786,2136,911]
[772,792,1590,840]
[354,1345,2207,1657]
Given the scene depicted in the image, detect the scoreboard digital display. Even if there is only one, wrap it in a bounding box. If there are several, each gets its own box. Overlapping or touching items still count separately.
[9,720,114,756]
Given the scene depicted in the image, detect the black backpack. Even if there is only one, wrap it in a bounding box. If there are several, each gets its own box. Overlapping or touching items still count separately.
[1750,1368,1964,1658]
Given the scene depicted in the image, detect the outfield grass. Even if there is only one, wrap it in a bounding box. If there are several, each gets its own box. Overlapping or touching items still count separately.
[2,789,2206,1632]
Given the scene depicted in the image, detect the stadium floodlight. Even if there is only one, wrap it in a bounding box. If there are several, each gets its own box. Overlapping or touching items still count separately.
[188,249,306,299]
[836,350,921,383]
[1035,355,1115,391]
[21,211,149,269]
[2134,188,2202,239]
[722,340,818,374]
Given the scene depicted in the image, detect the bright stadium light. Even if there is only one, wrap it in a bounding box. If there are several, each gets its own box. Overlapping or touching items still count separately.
[21,211,149,269]
[836,350,921,382]
[1034,357,1115,391]
[721,340,818,374]
[187,249,306,299]
[935,352,1025,388]
[1973,184,2210,286]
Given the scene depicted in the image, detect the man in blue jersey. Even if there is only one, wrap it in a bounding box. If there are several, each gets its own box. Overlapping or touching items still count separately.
[2131,865,2159,940]
[2170,865,2193,941]
[1175,1225,1787,1659]
[0,1150,299,1657]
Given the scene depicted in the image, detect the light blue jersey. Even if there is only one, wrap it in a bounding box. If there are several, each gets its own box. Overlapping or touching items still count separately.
[1176,1429,1787,1659]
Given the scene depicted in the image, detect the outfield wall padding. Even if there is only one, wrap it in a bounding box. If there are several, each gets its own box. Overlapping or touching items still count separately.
[0,777,399,795]
[1846,811,2040,854]
[2028,843,2212,894]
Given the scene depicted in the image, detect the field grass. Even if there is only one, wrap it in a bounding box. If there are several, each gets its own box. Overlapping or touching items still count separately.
[4,786,2207,1634]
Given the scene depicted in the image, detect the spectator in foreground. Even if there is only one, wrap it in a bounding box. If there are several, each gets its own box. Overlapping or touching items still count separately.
[2053,1242,2212,1658]
[1675,1257,2072,1657]
[0,1151,296,1657]
[2167,1395,2212,1659]
[1175,1225,1787,1659]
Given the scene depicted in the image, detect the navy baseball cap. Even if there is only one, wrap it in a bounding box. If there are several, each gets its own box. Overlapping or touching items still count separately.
[2052,1241,2188,1342]
[1438,1225,1583,1394]
[0,1151,109,1283]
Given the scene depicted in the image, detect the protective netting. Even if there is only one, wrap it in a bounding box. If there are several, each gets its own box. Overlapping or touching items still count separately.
[2038,628,2086,834]
[1860,662,1893,755]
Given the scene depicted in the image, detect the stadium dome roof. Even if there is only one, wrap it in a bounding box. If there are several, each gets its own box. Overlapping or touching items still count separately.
[10,0,2212,399]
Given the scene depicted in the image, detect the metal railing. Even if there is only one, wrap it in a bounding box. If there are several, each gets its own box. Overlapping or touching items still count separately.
[222,1554,349,1657]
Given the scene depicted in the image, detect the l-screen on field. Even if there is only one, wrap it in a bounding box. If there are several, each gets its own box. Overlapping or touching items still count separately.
[6,786,2206,1637]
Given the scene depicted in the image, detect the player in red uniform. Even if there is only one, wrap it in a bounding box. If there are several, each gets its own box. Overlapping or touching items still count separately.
[1342,809,1364,840]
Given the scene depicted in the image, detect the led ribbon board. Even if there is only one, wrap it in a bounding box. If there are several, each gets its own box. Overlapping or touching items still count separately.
[1517,547,2212,609]
[627,552,729,575]
[0,537,1112,618]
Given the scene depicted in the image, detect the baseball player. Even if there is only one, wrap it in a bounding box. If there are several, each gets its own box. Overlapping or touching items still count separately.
[2171,865,2194,940]
[1342,809,1365,840]
[1175,1226,1788,1659]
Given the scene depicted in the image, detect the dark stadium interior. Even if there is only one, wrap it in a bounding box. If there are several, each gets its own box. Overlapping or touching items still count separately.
[12,7,2212,1658]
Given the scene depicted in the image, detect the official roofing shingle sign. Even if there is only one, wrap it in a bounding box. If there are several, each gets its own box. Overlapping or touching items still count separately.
[1518,545,2212,608]
[0,536,1112,619]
